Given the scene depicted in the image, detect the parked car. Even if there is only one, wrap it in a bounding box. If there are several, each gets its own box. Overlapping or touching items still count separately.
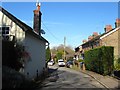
[48,61,54,66]
[66,60,73,68]
[51,59,55,64]
[58,59,64,62]
[58,59,65,67]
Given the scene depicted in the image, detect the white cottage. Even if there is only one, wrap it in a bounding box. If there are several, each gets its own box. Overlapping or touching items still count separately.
[0,3,49,79]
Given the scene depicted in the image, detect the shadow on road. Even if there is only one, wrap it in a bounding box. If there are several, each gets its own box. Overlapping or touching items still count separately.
[42,67,59,83]
[48,67,58,74]
[35,67,59,89]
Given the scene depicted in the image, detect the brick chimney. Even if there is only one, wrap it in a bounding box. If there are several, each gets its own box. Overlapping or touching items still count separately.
[93,32,99,37]
[88,36,93,41]
[82,39,87,44]
[115,18,120,28]
[33,2,42,35]
[104,25,112,33]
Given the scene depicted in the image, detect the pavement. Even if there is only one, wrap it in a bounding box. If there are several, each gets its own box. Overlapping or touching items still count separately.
[79,69,120,89]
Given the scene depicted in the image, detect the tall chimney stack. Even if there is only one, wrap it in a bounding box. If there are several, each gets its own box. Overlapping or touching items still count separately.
[104,25,112,33]
[82,39,87,44]
[33,2,42,35]
[93,32,99,37]
[115,18,120,28]
[88,36,93,41]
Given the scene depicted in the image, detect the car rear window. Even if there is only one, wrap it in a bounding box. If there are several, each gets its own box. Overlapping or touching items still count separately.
[59,61,64,62]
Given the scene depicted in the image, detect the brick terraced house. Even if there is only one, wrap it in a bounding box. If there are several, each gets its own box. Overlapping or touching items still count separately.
[75,19,120,62]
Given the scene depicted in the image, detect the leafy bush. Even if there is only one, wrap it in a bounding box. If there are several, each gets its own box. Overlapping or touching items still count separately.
[84,46,114,75]
[2,40,29,71]
[114,58,120,71]
[78,59,84,62]
[46,46,51,63]
[56,51,63,60]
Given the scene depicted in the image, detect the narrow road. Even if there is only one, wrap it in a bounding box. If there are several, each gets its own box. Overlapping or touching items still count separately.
[38,65,107,89]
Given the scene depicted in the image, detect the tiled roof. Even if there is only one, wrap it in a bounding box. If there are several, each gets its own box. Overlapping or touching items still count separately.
[81,28,116,46]
[0,6,49,43]
[75,26,119,49]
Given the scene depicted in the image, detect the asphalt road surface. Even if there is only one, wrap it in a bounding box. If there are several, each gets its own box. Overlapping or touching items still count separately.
[38,65,107,89]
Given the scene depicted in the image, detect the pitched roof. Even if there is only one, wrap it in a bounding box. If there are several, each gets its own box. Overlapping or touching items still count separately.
[74,26,120,50]
[0,6,49,43]
[100,26,120,39]
[81,35,100,46]
[81,27,118,46]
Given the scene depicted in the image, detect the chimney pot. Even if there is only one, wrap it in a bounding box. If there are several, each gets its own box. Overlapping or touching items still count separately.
[115,18,120,28]
[116,18,120,23]
[33,2,42,35]
[105,25,112,33]
[82,39,87,43]
[88,36,93,41]
[93,32,99,37]
[37,5,40,11]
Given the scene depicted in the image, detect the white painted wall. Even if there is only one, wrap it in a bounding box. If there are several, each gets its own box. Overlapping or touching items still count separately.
[1,11,46,79]
[23,33,46,79]
[0,11,25,43]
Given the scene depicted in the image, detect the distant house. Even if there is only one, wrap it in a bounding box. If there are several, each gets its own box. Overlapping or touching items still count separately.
[0,3,49,79]
[75,19,120,61]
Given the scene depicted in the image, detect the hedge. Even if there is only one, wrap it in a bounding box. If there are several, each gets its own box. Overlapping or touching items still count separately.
[84,46,114,75]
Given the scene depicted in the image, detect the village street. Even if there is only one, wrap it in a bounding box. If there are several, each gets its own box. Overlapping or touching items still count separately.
[1,2,120,90]
[37,65,107,89]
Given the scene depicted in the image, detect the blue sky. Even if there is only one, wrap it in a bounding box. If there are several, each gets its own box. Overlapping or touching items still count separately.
[1,2,118,49]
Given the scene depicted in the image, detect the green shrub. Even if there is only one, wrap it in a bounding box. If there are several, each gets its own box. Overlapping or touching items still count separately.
[114,58,120,71]
[2,40,29,71]
[84,46,114,75]
[78,59,84,62]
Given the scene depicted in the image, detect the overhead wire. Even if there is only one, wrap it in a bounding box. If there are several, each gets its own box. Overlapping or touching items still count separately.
[41,20,61,41]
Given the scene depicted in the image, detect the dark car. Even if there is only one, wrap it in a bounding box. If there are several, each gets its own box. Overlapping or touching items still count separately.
[66,60,73,68]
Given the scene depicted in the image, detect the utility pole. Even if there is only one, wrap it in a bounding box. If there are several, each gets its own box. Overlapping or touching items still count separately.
[64,36,66,62]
